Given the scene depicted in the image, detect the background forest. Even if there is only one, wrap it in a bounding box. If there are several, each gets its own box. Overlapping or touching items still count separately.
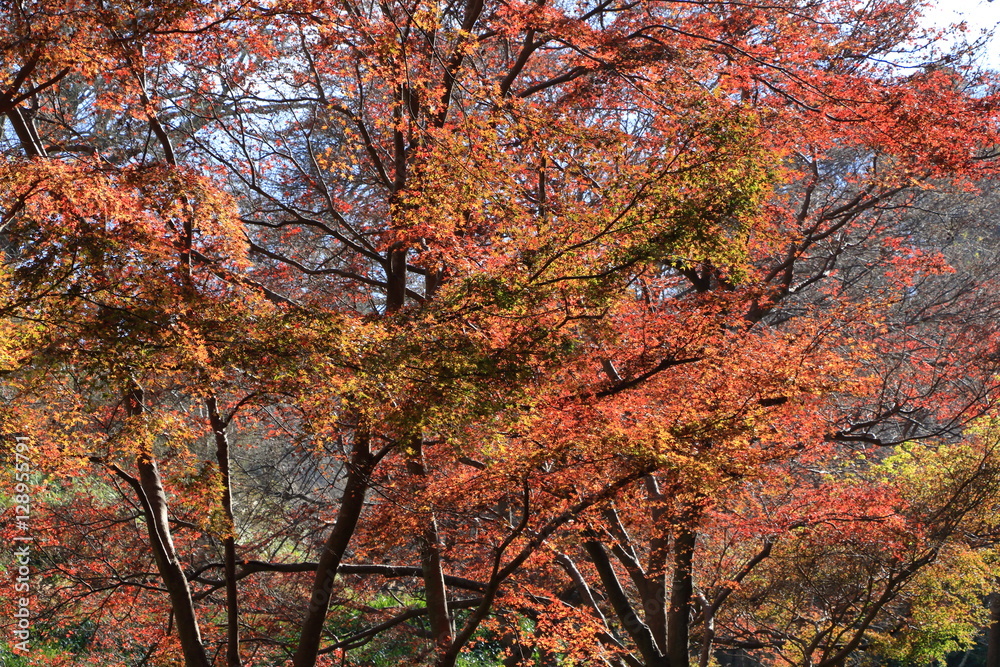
[5,0,1000,665]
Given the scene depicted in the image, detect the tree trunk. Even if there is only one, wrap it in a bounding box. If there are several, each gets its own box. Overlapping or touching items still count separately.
[406,435,453,651]
[5,106,46,158]
[697,593,715,667]
[208,396,242,667]
[646,476,670,655]
[666,506,699,667]
[385,246,407,312]
[127,388,211,667]
[585,538,667,667]
[987,591,1000,667]
[292,428,375,667]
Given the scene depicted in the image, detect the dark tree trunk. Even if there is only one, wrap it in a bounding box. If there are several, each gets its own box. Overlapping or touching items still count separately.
[293,428,375,667]
[385,246,407,312]
[406,435,453,650]
[987,592,1000,667]
[666,506,699,667]
[208,396,242,667]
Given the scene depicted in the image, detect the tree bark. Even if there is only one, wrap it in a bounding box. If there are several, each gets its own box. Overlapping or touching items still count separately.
[406,435,453,651]
[4,106,46,158]
[986,591,1000,667]
[292,428,375,667]
[127,387,211,667]
[385,245,407,312]
[208,396,242,667]
[697,593,715,667]
[645,477,670,655]
[585,538,667,667]
[666,506,699,667]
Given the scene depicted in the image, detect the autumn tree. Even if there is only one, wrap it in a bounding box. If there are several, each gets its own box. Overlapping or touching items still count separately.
[3,0,1000,666]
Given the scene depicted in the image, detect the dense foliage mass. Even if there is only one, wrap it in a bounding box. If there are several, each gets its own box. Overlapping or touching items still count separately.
[4,0,1000,665]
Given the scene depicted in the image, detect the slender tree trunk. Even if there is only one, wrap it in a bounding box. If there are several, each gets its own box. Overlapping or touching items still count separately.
[406,435,453,650]
[293,428,375,667]
[385,246,407,312]
[207,396,242,667]
[697,593,715,667]
[5,106,46,158]
[425,264,443,299]
[127,388,211,667]
[647,532,669,655]
[646,476,670,655]
[666,506,699,667]
[585,538,667,667]
[987,591,1000,667]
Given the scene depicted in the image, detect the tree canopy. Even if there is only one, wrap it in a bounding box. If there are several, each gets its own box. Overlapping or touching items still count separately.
[4,0,1000,665]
